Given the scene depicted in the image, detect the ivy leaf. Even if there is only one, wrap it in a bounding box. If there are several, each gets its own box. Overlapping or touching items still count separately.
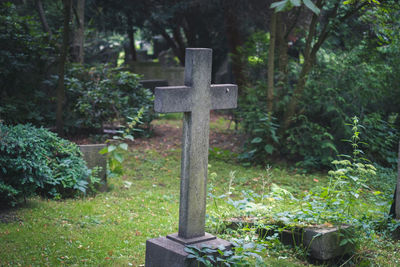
[303,0,320,14]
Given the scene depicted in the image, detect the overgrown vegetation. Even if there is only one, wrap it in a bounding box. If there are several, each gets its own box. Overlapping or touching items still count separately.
[1,118,399,266]
[0,3,55,125]
[1,0,400,265]
[0,124,96,207]
[62,64,154,135]
[237,29,400,170]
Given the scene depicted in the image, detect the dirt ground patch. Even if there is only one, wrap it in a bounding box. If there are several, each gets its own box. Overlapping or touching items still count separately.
[130,113,245,153]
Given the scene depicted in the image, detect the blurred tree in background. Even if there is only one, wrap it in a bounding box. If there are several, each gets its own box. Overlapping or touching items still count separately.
[1,0,399,169]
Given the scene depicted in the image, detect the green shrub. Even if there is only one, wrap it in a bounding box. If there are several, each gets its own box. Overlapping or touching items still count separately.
[0,124,90,207]
[62,64,154,135]
[237,30,400,170]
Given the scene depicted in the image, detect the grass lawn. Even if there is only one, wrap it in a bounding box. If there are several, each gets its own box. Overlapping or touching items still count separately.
[1,115,399,266]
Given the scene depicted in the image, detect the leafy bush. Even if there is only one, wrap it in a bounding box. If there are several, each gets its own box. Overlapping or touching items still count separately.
[285,115,337,169]
[0,124,90,207]
[237,30,399,170]
[62,64,154,135]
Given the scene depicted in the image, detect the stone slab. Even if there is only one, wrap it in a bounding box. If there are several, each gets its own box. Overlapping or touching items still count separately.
[130,61,184,86]
[302,225,354,260]
[79,144,107,192]
[277,225,354,261]
[225,218,354,261]
[145,235,232,267]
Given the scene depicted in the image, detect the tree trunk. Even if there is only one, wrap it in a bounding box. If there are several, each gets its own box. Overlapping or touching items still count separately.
[280,0,322,132]
[70,0,84,63]
[267,11,277,113]
[222,0,246,94]
[56,0,72,136]
[150,21,185,65]
[35,0,52,38]
[172,27,186,64]
[276,14,288,89]
[126,12,137,62]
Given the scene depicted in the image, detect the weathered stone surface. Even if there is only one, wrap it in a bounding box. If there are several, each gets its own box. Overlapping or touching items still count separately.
[146,48,237,266]
[225,218,355,261]
[154,86,192,113]
[153,48,237,239]
[302,225,354,260]
[145,234,232,267]
[166,232,216,245]
[79,144,107,192]
[276,225,354,261]
[210,84,238,110]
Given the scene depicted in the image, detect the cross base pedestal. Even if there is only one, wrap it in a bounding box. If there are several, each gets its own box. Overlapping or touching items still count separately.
[145,233,232,267]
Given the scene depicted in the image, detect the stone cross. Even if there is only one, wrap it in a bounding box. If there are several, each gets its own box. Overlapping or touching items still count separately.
[154,48,237,240]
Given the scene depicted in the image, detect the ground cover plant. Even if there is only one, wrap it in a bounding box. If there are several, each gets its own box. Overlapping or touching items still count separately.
[1,116,399,266]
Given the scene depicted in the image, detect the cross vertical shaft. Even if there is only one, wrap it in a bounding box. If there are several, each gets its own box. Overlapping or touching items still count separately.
[179,49,212,238]
[146,47,237,266]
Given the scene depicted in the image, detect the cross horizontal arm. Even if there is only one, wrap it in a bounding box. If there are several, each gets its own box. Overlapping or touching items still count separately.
[154,86,192,113]
[210,84,238,110]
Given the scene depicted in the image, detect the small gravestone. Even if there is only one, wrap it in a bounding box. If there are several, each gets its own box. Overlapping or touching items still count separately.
[145,48,238,266]
[227,217,354,261]
[275,225,354,261]
[79,144,107,192]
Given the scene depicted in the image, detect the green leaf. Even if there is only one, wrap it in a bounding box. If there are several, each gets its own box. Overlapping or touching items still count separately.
[339,239,349,246]
[114,152,124,163]
[303,0,320,14]
[119,143,128,151]
[321,142,338,152]
[99,147,108,154]
[251,137,263,144]
[264,144,274,154]
[290,0,301,6]
[124,135,134,141]
[107,145,116,153]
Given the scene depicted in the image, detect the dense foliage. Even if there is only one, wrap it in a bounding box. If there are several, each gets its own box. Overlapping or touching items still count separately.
[237,29,400,169]
[0,124,91,207]
[0,3,55,125]
[0,4,154,136]
[61,64,154,134]
[1,1,399,171]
